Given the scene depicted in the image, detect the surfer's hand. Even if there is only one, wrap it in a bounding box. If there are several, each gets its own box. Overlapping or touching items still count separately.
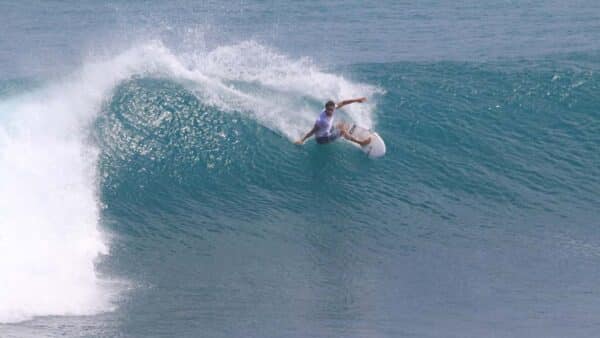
[356,97,367,103]
[294,140,304,145]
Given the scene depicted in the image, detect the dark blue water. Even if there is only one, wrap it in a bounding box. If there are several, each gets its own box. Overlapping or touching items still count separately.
[1,1,600,337]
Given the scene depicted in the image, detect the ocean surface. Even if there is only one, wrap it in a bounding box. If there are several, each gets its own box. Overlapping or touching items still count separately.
[1,1,599,337]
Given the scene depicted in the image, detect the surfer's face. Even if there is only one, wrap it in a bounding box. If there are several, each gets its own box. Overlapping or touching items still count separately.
[325,105,335,116]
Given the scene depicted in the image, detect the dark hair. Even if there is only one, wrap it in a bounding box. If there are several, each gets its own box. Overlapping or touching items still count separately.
[325,100,335,108]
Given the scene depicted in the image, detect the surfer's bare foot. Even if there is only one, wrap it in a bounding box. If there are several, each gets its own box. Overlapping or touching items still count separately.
[359,137,371,146]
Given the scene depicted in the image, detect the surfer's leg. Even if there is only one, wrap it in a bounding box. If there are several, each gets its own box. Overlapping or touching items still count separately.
[354,136,371,146]
[340,129,371,146]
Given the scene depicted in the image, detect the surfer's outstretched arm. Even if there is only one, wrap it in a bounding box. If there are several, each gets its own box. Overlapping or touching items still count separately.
[295,124,318,145]
[336,97,367,109]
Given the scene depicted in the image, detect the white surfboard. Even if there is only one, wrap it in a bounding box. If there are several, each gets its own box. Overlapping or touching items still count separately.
[344,123,386,158]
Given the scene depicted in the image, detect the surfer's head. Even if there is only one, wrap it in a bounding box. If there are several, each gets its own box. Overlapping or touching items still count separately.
[325,100,336,116]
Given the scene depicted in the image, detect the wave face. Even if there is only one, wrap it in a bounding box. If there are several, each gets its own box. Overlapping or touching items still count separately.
[1,20,600,338]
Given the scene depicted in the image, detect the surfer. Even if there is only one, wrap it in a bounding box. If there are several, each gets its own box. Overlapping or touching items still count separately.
[295,98,371,146]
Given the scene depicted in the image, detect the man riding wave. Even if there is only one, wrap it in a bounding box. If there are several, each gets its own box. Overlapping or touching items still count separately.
[295,97,371,146]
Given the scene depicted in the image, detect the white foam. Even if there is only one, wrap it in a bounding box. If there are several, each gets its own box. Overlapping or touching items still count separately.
[0,39,380,323]
[0,43,172,323]
[0,96,110,322]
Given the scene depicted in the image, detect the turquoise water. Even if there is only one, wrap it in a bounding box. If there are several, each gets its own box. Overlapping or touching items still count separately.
[1,1,600,337]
